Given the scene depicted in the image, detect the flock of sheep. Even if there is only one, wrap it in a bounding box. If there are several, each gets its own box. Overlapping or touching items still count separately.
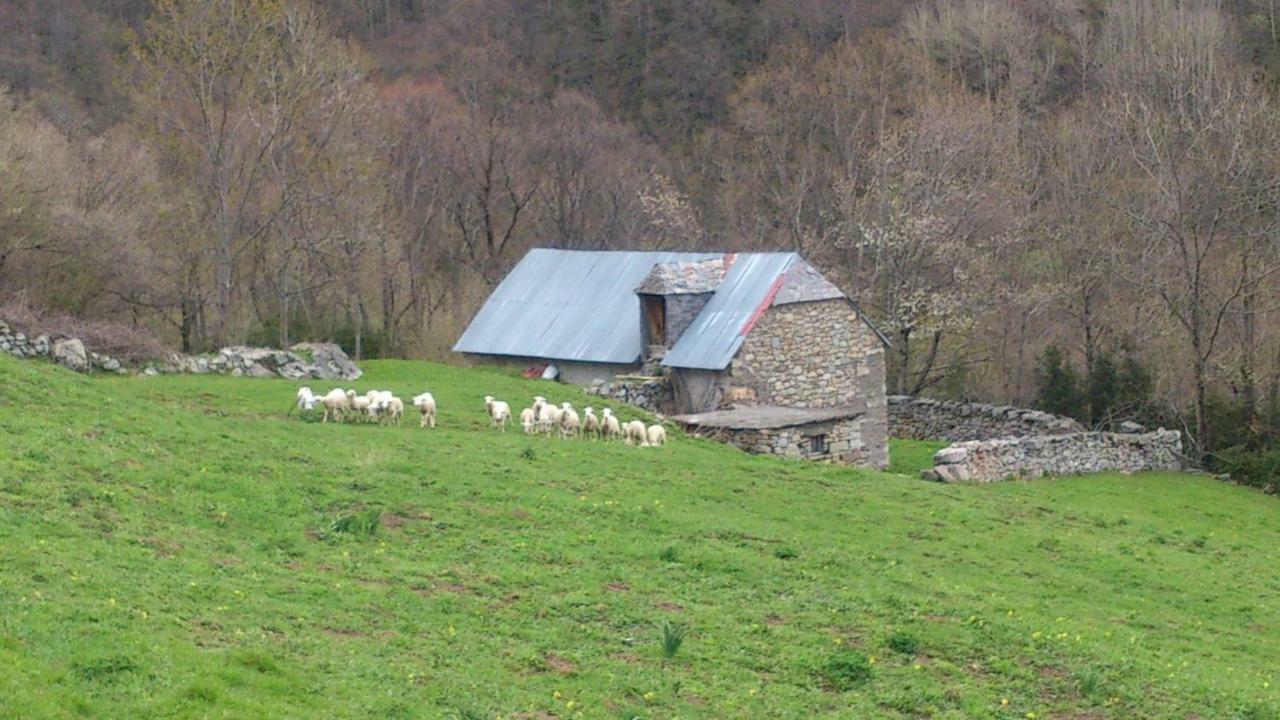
[291,387,667,446]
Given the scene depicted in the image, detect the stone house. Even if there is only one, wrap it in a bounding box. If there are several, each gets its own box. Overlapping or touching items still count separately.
[454,248,888,468]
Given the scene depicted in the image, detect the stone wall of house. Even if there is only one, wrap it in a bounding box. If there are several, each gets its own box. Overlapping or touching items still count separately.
[687,416,873,466]
[922,429,1184,483]
[665,293,712,348]
[888,395,1085,441]
[728,299,888,468]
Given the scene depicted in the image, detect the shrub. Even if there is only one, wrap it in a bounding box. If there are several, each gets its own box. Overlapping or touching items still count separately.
[815,650,873,691]
[1211,446,1280,494]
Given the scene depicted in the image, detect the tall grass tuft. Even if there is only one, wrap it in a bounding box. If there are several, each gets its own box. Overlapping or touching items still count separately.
[659,619,687,659]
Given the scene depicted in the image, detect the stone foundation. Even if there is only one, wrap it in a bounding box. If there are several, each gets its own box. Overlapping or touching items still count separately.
[587,377,675,415]
[715,417,868,464]
[888,395,1083,441]
[922,429,1183,483]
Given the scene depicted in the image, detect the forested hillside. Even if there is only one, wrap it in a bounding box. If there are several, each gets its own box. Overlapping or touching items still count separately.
[4,0,1280,460]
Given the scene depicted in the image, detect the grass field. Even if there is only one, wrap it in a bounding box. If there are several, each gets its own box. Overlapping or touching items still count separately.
[2,354,1279,719]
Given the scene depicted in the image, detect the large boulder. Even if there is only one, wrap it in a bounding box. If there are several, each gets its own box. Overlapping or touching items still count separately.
[291,343,362,381]
[51,338,90,373]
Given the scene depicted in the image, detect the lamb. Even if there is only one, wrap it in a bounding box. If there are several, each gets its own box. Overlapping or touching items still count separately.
[623,419,648,446]
[484,395,512,431]
[347,390,374,422]
[581,407,601,439]
[413,392,437,428]
[532,396,547,418]
[520,407,537,434]
[381,396,405,426]
[559,404,580,439]
[645,424,667,447]
[316,388,351,423]
[601,408,621,440]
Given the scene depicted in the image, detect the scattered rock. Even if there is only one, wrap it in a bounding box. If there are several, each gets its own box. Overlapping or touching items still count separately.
[51,338,90,373]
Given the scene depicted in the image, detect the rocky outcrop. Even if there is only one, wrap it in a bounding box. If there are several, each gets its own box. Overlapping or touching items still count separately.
[1,320,126,374]
[888,395,1083,441]
[922,429,1184,483]
[145,343,361,380]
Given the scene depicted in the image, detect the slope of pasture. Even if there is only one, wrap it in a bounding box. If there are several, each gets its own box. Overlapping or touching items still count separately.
[0,355,1277,719]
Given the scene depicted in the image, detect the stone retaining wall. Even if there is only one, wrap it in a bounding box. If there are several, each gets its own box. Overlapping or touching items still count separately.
[922,429,1183,483]
[587,377,676,415]
[888,395,1083,441]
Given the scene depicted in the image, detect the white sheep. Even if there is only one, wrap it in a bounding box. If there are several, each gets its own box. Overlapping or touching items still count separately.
[559,404,581,439]
[413,392,437,428]
[348,390,374,422]
[382,396,405,426]
[532,396,547,417]
[601,408,621,440]
[645,424,667,447]
[520,407,537,434]
[623,419,648,446]
[537,402,562,434]
[484,395,512,431]
[582,407,601,439]
[316,388,351,423]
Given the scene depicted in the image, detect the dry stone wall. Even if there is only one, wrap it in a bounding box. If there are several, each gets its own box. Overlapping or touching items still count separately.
[1,319,126,373]
[922,429,1183,483]
[2,317,360,380]
[888,395,1083,441]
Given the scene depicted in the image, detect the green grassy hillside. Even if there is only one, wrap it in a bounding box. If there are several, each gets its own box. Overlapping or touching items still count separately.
[1,355,1278,719]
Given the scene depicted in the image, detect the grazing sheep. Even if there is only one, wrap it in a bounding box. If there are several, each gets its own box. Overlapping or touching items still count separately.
[316,388,351,423]
[484,395,512,431]
[601,408,621,440]
[520,407,537,434]
[646,424,667,447]
[559,405,581,439]
[582,407,601,439]
[623,419,648,446]
[413,392,437,428]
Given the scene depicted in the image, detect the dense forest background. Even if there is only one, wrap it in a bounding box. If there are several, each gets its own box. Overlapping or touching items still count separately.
[4,0,1280,460]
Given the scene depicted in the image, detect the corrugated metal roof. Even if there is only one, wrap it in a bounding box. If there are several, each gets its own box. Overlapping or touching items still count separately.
[660,253,800,370]
[453,249,718,364]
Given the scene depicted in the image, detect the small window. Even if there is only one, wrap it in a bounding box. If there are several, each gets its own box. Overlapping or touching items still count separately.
[807,434,829,455]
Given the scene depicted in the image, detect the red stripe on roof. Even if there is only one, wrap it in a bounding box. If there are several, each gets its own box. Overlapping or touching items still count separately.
[739,273,786,337]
